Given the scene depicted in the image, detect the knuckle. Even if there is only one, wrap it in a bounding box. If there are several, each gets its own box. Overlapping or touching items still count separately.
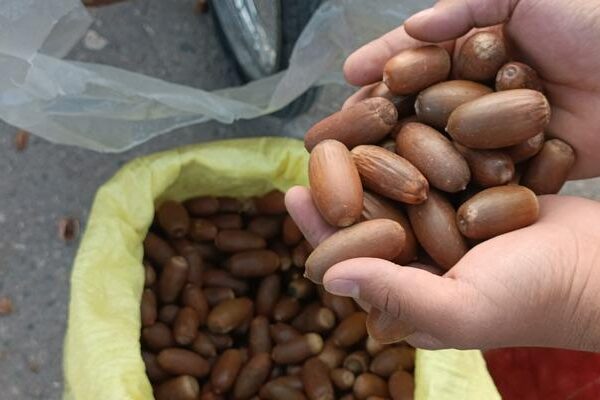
[371,281,407,320]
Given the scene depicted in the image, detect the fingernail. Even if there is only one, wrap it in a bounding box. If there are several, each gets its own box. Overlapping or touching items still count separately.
[407,7,434,23]
[324,279,360,298]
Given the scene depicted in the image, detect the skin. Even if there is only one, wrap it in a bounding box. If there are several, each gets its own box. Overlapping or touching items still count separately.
[287,0,600,351]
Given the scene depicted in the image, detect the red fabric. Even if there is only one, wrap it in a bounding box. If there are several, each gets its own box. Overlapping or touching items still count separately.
[485,348,600,400]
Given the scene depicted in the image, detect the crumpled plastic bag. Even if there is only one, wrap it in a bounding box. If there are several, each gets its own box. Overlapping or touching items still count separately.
[63,137,500,400]
[0,0,434,152]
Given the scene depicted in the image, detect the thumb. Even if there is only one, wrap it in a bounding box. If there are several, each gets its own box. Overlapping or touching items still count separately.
[322,258,482,348]
[405,0,520,42]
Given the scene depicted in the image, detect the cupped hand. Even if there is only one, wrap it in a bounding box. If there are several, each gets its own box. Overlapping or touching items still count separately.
[343,0,600,179]
[286,186,600,351]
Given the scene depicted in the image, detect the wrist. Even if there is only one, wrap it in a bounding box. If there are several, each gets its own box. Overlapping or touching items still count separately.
[564,233,600,352]
[544,196,600,351]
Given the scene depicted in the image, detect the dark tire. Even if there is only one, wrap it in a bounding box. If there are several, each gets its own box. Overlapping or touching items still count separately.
[274,0,323,118]
[211,0,323,118]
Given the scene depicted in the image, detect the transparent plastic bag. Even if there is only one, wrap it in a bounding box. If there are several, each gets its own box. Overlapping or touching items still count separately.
[0,0,433,152]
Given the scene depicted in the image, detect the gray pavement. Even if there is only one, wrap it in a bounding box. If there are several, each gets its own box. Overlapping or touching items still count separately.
[0,1,599,400]
[0,1,347,399]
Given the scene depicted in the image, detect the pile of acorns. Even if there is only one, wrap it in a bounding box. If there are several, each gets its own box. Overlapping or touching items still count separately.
[141,192,416,400]
[302,31,575,342]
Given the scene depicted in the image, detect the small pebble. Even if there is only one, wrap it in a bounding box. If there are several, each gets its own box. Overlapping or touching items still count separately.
[83,30,109,51]
[58,218,80,242]
[0,297,13,315]
[14,130,30,152]
[195,0,209,14]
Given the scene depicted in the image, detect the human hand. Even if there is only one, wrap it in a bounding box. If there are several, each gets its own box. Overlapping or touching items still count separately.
[286,186,600,351]
[343,0,600,179]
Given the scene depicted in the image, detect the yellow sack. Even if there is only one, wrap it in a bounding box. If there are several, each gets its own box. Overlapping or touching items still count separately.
[63,137,500,400]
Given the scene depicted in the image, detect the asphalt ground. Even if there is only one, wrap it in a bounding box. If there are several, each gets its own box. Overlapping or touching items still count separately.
[0,1,598,399]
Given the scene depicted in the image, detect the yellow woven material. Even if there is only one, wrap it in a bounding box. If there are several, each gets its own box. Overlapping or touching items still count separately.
[63,137,500,400]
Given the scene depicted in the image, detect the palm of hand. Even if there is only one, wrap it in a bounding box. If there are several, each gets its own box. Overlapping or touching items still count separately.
[504,0,600,178]
[286,186,600,350]
[441,197,579,349]
[345,0,600,179]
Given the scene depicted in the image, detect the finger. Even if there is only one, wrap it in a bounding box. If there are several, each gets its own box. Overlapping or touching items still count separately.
[343,25,428,86]
[405,332,448,350]
[405,0,520,43]
[366,308,416,344]
[284,186,337,248]
[407,262,445,276]
[355,298,371,312]
[365,309,451,349]
[323,258,478,342]
[342,84,378,110]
